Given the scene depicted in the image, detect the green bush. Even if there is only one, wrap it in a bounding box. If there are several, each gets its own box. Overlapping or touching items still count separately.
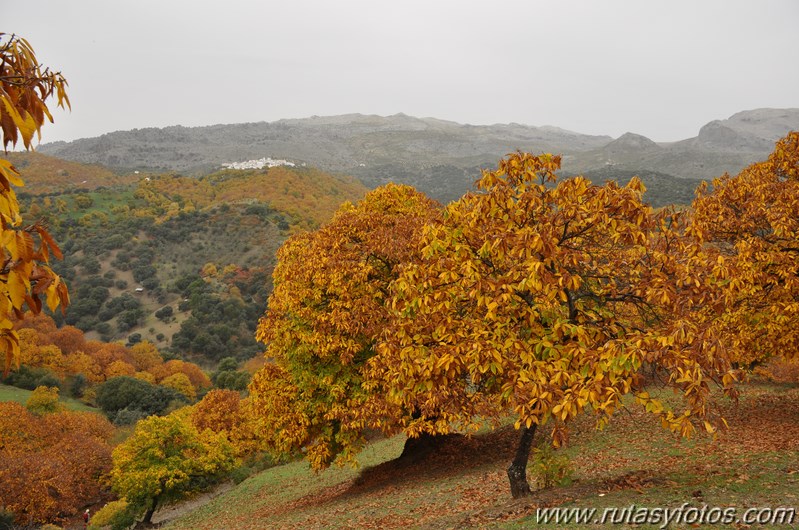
[2,365,59,391]
[68,374,87,398]
[96,376,186,422]
[530,442,572,489]
[0,509,14,530]
[88,499,140,530]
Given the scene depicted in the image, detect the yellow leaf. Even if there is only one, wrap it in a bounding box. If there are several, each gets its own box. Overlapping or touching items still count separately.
[6,270,27,309]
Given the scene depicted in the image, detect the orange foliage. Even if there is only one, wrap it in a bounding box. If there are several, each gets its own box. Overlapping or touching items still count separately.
[9,313,209,387]
[5,151,135,195]
[129,341,163,371]
[192,389,242,433]
[160,372,196,401]
[85,341,132,375]
[13,311,58,335]
[191,389,258,456]
[690,132,799,365]
[63,352,103,383]
[152,359,211,390]
[0,403,113,526]
[0,33,71,376]
[141,166,367,229]
[754,358,799,384]
[134,370,156,384]
[105,359,136,379]
[21,344,65,377]
[47,325,86,356]
[250,184,441,468]
[241,355,266,374]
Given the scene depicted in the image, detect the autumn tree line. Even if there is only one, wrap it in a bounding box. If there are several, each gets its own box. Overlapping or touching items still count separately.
[2,32,799,528]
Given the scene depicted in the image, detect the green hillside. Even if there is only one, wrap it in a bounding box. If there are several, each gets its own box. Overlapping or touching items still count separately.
[0,383,99,413]
[16,159,368,366]
[6,150,136,194]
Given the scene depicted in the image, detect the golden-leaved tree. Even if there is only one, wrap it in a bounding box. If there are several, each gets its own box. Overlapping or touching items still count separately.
[249,184,440,469]
[369,152,736,497]
[109,409,237,524]
[191,389,259,457]
[689,132,799,366]
[1,33,70,374]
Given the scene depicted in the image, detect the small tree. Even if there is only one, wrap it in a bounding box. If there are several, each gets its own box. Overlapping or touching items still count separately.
[0,403,113,526]
[96,376,184,422]
[25,385,63,415]
[109,409,237,523]
[160,372,196,401]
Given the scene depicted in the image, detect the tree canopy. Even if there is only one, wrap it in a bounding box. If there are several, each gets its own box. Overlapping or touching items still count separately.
[689,131,799,366]
[249,183,440,469]
[367,153,736,496]
[109,409,237,524]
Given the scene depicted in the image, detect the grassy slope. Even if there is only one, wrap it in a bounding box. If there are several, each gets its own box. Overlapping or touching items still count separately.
[0,383,99,413]
[164,381,799,530]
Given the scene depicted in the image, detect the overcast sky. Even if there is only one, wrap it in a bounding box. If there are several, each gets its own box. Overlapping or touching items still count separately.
[5,0,799,144]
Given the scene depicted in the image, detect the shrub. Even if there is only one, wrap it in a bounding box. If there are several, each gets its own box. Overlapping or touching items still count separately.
[3,365,59,391]
[214,370,250,392]
[68,374,87,398]
[142,277,160,290]
[155,305,174,322]
[96,376,185,421]
[26,386,65,415]
[88,499,139,530]
[530,442,572,489]
[112,408,151,426]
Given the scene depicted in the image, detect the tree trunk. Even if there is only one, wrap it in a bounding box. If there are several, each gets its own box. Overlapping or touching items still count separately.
[143,496,158,524]
[507,424,537,498]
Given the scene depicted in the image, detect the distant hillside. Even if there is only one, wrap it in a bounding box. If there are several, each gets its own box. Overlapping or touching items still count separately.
[38,109,799,205]
[555,108,799,185]
[23,164,367,364]
[6,151,137,195]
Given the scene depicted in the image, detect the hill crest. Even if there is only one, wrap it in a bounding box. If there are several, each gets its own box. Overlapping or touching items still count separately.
[37,109,799,203]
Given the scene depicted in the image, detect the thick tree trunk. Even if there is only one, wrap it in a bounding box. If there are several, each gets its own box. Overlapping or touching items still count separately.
[507,424,537,498]
[143,496,158,524]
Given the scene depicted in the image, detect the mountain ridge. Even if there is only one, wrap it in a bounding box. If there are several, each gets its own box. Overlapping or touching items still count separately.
[39,108,799,204]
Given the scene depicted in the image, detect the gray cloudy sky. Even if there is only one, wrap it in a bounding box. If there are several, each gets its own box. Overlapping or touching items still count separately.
[5,0,799,143]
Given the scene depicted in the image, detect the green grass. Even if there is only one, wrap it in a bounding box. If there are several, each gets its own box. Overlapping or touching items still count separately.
[160,381,799,530]
[0,383,100,412]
